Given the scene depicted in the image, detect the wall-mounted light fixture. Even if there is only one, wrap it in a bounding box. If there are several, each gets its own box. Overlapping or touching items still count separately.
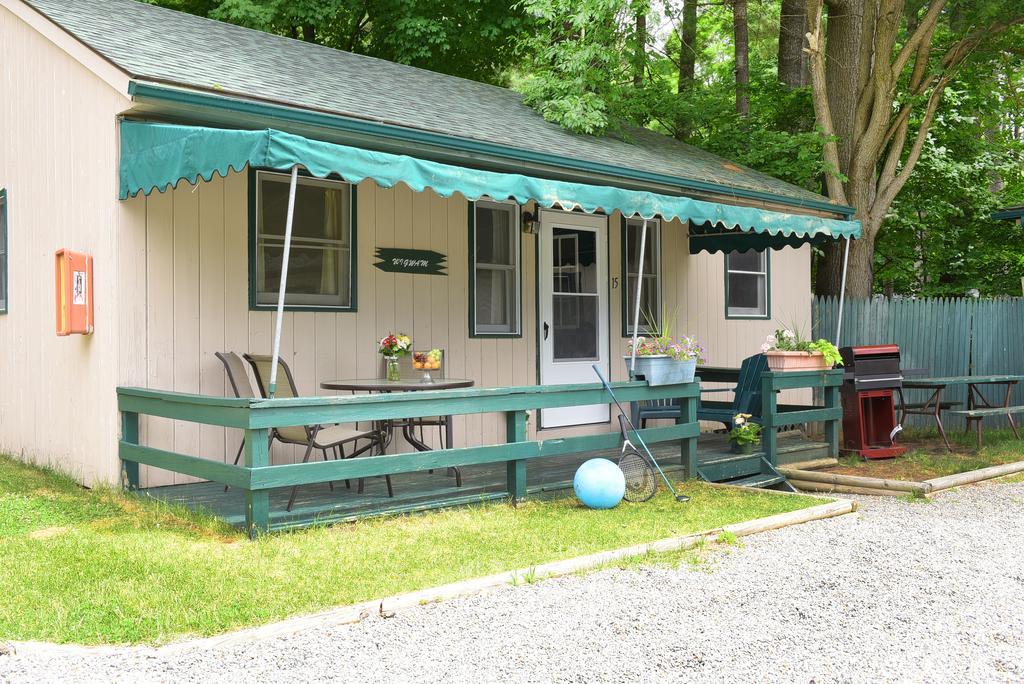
[522,210,539,234]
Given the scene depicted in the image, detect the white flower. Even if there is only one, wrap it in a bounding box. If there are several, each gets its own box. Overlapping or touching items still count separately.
[783,329,797,341]
[760,342,771,353]
[734,415,746,426]
[765,334,776,344]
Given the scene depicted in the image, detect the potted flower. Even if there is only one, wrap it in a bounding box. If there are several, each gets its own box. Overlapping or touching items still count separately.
[761,328,843,372]
[379,332,411,381]
[625,334,705,386]
[729,413,762,454]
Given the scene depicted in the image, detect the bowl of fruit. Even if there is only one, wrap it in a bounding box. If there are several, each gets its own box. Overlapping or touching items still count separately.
[412,349,443,383]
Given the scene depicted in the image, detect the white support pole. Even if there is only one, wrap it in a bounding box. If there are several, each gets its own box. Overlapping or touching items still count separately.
[835,236,851,345]
[629,218,649,377]
[268,165,300,399]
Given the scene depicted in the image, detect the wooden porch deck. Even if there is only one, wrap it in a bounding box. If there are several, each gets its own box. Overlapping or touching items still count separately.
[140,433,827,531]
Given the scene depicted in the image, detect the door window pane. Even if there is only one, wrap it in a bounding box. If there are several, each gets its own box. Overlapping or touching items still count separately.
[553,294,599,360]
[725,250,769,317]
[473,200,520,335]
[553,228,597,294]
[551,227,599,361]
[255,172,353,308]
[624,218,661,334]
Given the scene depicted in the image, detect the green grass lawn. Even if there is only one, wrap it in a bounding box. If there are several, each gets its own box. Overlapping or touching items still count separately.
[834,428,1024,481]
[0,454,825,646]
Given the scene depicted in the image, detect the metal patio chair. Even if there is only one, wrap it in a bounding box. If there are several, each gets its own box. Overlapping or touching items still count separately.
[214,351,269,492]
[244,354,390,512]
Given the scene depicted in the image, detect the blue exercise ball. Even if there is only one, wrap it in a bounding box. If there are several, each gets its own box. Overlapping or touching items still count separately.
[573,458,626,509]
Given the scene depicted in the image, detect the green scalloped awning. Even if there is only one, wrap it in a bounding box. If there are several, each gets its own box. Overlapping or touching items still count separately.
[119,121,860,250]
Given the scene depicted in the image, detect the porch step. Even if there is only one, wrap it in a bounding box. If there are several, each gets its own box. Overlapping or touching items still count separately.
[697,453,763,482]
[775,441,831,466]
[699,457,797,493]
[725,473,786,488]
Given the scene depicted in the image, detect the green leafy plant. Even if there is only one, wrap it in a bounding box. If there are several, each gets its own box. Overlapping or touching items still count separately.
[808,339,843,367]
[762,328,843,367]
[728,413,762,446]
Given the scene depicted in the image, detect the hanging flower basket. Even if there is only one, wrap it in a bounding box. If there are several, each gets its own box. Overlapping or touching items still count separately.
[625,356,697,386]
[625,334,704,386]
[764,350,828,372]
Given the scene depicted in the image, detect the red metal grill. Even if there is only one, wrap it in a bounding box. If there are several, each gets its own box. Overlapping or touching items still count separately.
[839,345,907,459]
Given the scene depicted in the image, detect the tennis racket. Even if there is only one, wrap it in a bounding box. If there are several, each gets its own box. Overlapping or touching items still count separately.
[593,364,690,503]
[617,414,657,502]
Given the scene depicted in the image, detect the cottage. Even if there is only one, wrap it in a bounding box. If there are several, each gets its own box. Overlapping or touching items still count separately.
[0,0,857,532]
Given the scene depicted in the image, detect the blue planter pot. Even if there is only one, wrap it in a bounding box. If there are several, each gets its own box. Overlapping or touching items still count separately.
[625,356,697,386]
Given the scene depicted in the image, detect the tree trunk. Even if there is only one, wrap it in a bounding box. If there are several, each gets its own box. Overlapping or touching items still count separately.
[733,0,750,116]
[678,0,697,92]
[634,9,647,87]
[813,0,863,296]
[778,0,808,86]
[823,0,861,178]
[815,231,876,299]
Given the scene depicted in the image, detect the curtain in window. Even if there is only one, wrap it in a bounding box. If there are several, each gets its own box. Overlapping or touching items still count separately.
[320,190,341,295]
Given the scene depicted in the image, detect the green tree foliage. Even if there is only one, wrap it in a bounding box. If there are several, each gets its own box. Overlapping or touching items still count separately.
[875,65,1024,296]
[146,0,536,84]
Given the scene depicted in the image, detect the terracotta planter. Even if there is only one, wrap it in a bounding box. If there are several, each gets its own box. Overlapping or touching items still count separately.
[765,350,828,372]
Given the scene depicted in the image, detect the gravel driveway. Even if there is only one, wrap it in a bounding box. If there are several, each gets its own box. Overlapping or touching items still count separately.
[3,482,1024,683]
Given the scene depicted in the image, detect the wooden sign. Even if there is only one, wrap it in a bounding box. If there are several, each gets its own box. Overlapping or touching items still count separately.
[374,248,448,276]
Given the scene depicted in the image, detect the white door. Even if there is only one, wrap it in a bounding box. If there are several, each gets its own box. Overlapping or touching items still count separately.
[539,210,610,428]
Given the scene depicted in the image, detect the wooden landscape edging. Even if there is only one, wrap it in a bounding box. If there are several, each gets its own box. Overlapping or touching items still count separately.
[923,460,1024,491]
[778,467,931,497]
[4,498,854,657]
[780,459,1024,498]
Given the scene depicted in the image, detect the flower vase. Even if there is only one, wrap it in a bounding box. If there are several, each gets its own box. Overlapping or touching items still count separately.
[730,441,757,455]
[385,355,401,382]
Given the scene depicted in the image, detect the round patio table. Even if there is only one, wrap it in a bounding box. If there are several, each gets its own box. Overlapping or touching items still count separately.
[320,377,475,486]
[321,378,475,393]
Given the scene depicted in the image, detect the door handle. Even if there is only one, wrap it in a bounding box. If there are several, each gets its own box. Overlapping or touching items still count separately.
[543,322,550,340]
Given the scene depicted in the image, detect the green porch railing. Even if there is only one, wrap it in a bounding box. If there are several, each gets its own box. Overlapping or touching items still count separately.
[694,366,843,463]
[117,380,702,537]
[759,369,843,463]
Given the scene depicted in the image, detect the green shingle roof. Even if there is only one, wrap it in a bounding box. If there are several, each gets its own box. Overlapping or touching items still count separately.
[25,0,839,211]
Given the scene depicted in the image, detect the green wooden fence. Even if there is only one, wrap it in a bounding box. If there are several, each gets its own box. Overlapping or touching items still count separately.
[814,296,1024,428]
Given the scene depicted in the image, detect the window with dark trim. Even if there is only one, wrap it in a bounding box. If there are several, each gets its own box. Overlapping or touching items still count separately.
[251,170,355,311]
[470,199,521,336]
[0,188,7,314]
[622,217,661,335]
[725,249,769,319]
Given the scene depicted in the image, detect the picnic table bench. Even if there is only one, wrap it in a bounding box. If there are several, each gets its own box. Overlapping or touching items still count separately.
[900,375,1024,450]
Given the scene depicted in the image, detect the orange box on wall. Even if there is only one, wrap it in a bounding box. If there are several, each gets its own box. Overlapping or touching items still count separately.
[55,249,94,335]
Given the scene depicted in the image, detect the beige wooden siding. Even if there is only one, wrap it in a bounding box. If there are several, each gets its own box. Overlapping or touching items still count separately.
[121,171,812,487]
[0,4,130,485]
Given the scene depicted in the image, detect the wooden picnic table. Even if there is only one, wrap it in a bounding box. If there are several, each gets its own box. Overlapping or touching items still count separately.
[899,375,1024,450]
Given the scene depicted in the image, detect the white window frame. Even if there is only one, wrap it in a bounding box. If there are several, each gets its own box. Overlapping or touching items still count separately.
[725,249,769,318]
[623,217,662,335]
[471,199,521,336]
[254,171,353,309]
